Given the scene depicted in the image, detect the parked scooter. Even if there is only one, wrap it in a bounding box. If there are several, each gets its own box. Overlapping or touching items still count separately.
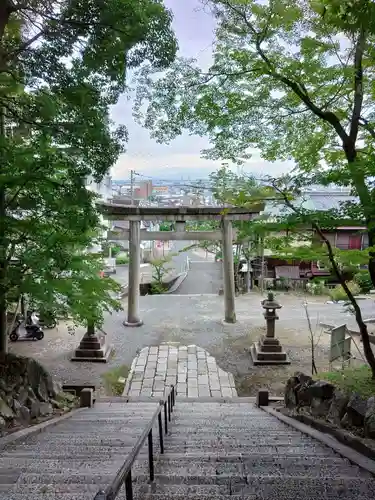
[36,311,57,329]
[9,314,44,342]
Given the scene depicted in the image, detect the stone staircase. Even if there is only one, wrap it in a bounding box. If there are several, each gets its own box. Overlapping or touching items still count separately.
[1,398,375,500]
[131,400,375,500]
[0,400,160,500]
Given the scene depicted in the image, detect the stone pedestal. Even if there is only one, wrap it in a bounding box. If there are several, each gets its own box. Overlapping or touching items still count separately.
[250,292,290,365]
[250,335,290,365]
[71,328,112,363]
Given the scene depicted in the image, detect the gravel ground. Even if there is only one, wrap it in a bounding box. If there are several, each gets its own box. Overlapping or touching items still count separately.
[9,292,375,397]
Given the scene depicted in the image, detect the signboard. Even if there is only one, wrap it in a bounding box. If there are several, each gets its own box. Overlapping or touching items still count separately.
[152,186,169,194]
[329,324,351,363]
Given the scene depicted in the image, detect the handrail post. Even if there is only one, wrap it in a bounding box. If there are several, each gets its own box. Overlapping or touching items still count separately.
[158,410,164,454]
[168,392,171,421]
[170,387,174,413]
[125,470,133,500]
[148,429,154,481]
[164,400,168,434]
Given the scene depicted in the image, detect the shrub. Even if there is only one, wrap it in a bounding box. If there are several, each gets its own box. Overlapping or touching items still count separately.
[150,281,167,294]
[116,255,129,265]
[354,270,373,293]
[306,280,327,295]
[329,281,360,302]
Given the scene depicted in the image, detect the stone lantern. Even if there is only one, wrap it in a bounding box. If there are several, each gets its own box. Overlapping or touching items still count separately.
[250,292,290,365]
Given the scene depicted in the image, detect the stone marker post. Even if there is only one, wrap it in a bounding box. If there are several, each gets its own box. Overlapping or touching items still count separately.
[250,291,290,365]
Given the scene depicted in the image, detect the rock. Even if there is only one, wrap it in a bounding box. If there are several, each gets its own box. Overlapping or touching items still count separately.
[364,396,375,438]
[0,395,14,420]
[295,382,313,407]
[0,416,5,428]
[39,402,53,416]
[51,381,62,398]
[35,380,49,402]
[18,387,29,406]
[30,401,41,419]
[341,412,350,428]
[310,397,331,418]
[345,392,368,427]
[294,372,313,386]
[327,390,349,425]
[0,353,61,432]
[13,400,30,423]
[307,380,335,400]
[284,376,299,408]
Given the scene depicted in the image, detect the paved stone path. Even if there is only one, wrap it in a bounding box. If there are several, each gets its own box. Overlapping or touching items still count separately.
[124,343,237,398]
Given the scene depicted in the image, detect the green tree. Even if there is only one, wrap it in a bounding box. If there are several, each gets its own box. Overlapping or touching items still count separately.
[209,165,270,291]
[256,178,375,378]
[150,255,172,293]
[134,0,375,284]
[0,0,177,351]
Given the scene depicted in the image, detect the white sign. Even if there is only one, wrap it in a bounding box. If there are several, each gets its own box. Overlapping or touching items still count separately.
[329,324,351,363]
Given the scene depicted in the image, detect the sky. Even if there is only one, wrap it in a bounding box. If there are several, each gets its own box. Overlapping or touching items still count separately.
[110,0,291,181]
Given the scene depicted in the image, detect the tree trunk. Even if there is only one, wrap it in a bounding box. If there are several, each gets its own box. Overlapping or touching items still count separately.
[0,107,7,353]
[367,228,375,288]
[245,259,251,292]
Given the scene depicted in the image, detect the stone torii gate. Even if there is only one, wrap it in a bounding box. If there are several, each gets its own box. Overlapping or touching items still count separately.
[101,205,263,326]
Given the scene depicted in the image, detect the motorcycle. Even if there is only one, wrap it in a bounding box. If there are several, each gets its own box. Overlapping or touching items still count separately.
[9,314,44,342]
[33,310,57,329]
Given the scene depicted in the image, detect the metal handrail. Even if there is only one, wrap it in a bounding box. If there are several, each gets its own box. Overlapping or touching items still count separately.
[94,385,177,500]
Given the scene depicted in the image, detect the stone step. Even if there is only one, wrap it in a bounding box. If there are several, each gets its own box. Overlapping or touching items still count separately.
[0,458,150,473]
[0,447,151,459]
[131,477,375,499]
[134,461,370,483]
[149,452,349,463]
[160,438,320,448]
[160,445,338,456]
[0,494,98,500]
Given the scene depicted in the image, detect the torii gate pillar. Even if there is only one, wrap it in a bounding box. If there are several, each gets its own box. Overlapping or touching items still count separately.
[222,219,236,323]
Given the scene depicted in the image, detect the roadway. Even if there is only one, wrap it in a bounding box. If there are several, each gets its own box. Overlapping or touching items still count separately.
[112,241,222,295]
[170,240,222,295]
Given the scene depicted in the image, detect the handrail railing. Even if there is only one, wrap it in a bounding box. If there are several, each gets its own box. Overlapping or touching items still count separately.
[94,384,177,500]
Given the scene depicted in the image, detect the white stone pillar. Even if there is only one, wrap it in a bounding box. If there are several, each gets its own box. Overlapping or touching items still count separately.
[124,220,143,327]
[222,219,236,323]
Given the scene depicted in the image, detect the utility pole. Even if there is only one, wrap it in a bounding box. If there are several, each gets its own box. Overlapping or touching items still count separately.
[130,169,135,206]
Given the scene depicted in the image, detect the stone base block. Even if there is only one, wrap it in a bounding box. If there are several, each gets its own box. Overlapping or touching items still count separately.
[250,339,290,366]
[71,332,113,363]
[123,319,143,327]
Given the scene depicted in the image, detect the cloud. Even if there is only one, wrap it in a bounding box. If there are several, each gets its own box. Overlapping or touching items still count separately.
[112,148,292,180]
[109,0,293,182]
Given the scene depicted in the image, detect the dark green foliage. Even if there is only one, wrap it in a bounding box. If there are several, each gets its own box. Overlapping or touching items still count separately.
[354,270,373,293]
[0,0,177,350]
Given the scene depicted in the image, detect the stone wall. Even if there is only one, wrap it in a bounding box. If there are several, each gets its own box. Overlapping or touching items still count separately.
[0,353,77,435]
[284,372,375,439]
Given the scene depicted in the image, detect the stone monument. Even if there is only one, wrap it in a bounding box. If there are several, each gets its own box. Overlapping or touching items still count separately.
[250,292,290,365]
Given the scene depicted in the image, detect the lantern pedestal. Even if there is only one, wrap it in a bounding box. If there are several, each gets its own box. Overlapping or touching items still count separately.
[71,324,112,363]
[250,335,290,365]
